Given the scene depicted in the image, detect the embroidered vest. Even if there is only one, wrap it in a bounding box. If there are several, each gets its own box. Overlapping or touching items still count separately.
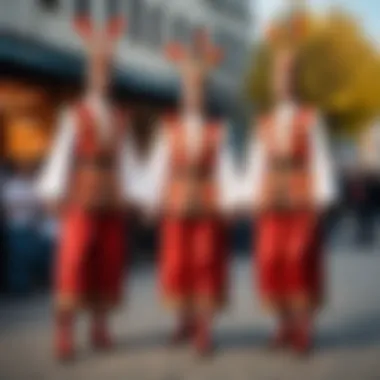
[69,103,125,211]
[164,115,222,217]
[259,107,315,210]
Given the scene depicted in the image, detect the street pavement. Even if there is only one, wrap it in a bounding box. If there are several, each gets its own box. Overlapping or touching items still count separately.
[1,248,380,380]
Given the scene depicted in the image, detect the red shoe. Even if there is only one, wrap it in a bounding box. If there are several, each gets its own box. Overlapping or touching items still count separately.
[91,322,113,350]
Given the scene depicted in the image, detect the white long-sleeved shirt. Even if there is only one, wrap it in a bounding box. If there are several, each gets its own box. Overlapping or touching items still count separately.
[36,95,135,202]
[240,103,338,211]
[132,113,240,214]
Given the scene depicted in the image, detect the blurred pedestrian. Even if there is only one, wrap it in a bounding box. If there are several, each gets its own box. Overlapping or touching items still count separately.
[36,202,59,288]
[2,160,42,294]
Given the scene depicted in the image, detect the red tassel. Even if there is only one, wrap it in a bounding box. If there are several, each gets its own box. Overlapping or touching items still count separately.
[165,43,186,63]
[73,16,94,40]
[106,17,126,40]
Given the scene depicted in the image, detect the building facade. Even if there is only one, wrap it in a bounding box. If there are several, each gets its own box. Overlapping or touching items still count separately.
[0,0,251,100]
[0,0,252,162]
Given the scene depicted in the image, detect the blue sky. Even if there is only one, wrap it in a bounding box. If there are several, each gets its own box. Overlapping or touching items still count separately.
[253,0,380,47]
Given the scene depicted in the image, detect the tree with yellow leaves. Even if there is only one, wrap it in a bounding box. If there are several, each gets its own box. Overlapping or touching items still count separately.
[246,9,380,136]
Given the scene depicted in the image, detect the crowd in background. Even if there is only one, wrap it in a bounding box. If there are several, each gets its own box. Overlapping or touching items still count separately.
[1,160,57,294]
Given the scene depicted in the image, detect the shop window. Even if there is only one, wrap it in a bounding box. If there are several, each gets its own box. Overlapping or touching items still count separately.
[0,82,56,164]
[6,115,51,163]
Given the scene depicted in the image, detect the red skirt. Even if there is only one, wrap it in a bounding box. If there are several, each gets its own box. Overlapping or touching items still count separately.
[254,210,323,309]
[159,217,228,310]
[55,207,126,311]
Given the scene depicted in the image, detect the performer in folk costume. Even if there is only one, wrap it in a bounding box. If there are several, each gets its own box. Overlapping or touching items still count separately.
[137,28,238,356]
[36,15,133,360]
[241,15,337,355]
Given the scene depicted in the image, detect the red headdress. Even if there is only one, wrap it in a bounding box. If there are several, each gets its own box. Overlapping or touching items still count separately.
[73,10,126,81]
[265,10,309,50]
[165,27,223,71]
[74,15,125,42]
[264,9,310,103]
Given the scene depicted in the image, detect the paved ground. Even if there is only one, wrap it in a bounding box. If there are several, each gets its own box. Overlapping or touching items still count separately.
[1,246,380,380]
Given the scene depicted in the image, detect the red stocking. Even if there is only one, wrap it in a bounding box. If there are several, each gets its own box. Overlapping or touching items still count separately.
[193,313,214,357]
[55,311,75,361]
[292,311,314,355]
